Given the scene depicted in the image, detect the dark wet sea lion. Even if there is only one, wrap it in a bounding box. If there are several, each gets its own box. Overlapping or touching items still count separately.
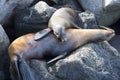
[34,7,81,41]
[8,28,115,80]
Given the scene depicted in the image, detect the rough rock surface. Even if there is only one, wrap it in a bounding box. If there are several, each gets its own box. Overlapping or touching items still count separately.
[53,0,82,11]
[0,25,10,80]
[78,0,120,26]
[3,0,120,80]
[0,71,4,80]
[78,10,98,29]
[110,19,120,35]
[15,1,56,37]
[109,35,120,53]
[0,0,35,25]
[29,60,58,80]
[28,41,120,80]
[0,25,10,55]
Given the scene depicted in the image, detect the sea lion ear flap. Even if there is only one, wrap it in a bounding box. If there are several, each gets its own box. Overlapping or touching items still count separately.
[34,28,51,41]
[99,25,110,30]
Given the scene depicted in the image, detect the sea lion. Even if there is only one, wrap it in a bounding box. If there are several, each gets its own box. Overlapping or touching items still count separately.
[34,7,81,41]
[8,28,115,80]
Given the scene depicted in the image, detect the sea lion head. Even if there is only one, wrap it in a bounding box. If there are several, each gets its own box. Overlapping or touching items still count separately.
[52,24,65,40]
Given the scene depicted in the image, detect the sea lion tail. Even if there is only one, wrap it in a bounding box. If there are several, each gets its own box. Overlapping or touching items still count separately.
[34,28,52,41]
[19,59,35,80]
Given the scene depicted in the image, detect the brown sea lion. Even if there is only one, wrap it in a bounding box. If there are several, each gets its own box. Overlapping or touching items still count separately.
[8,28,115,80]
[34,7,81,41]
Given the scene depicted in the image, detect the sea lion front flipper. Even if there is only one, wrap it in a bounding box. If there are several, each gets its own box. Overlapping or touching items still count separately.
[47,52,67,64]
[71,22,81,29]
[34,28,51,41]
[59,27,67,42]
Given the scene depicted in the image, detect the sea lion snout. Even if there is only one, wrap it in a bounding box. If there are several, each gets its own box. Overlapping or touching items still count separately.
[100,26,115,33]
[104,28,115,41]
[92,28,115,42]
[99,26,115,41]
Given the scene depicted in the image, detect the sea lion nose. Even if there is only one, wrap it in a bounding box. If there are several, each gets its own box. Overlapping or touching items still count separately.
[110,29,115,35]
[112,30,115,33]
[109,30,115,37]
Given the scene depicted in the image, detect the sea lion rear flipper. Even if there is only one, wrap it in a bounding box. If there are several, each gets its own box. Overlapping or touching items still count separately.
[11,60,21,80]
[34,28,51,41]
[19,59,35,80]
[47,52,67,64]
